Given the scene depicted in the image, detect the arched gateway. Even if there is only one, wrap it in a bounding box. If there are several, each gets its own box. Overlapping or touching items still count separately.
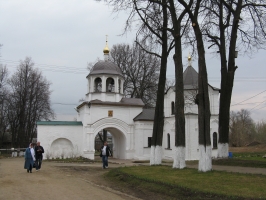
[37,39,220,161]
[83,118,133,160]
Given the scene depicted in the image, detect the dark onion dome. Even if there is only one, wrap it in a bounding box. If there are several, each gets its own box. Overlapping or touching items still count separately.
[88,60,123,77]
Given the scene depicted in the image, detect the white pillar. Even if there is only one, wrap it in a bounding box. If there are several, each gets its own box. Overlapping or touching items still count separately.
[115,76,119,93]
[90,76,94,92]
[83,130,95,160]
[102,75,106,92]
[121,79,124,94]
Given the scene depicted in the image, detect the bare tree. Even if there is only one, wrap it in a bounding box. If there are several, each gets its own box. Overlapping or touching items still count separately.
[99,0,174,165]
[0,64,9,147]
[167,0,188,169]
[110,42,160,107]
[165,78,175,92]
[200,0,266,158]
[7,57,54,147]
[254,121,266,144]
[177,0,212,172]
[230,109,255,147]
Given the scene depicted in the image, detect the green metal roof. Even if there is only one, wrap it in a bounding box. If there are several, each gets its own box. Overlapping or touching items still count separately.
[37,121,83,126]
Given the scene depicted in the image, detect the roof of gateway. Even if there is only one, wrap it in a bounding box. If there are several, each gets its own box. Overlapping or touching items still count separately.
[36,121,83,125]
[88,60,123,77]
[134,108,155,121]
[77,98,145,109]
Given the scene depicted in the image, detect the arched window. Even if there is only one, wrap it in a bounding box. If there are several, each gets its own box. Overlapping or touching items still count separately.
[94,77,102,92]
[167,133,170,149]
[213,132,218,149]
[106,77,115,92]
[171,101,175,115]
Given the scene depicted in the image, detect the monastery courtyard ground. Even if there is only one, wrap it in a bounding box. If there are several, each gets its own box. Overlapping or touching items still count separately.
[1,155,266,200]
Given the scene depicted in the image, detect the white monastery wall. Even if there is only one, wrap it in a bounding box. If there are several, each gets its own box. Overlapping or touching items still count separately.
[208,86,219,115]
[210,117,219,158]
[184,90,198,114]
[133,121,153,160]
[164,87,175,117]
[80,105,143,126]
[185,114,199,160]
[37,125,83,159]
[162,118,175,160]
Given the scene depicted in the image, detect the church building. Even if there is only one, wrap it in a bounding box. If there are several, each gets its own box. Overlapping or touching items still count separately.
[37,42,220,161]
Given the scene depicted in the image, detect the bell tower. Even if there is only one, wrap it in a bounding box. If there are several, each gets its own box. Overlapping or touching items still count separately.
[85,37,125,102]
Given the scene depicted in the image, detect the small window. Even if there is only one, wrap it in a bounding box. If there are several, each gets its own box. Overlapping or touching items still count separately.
[148,137,152,147]
[167,133,170,149]
[171,101,175,115]
[213,132,218,149]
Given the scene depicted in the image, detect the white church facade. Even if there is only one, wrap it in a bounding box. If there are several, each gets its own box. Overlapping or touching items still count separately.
[37,44,220,161]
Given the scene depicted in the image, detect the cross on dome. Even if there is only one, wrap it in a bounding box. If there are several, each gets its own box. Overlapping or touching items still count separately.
[103,35,109,54]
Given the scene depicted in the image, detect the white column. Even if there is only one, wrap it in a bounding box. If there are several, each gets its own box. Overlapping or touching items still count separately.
[90,76,94,92]
[101,76,106,101]
[87,132,95,151]
[102,75,106,92]
[87,77,90,93]
[121,79,124,94]
[83,127,88,151]
[115,76,119,93]
[83,130,95,160]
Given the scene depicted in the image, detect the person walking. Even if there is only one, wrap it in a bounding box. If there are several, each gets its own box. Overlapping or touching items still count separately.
[24,143,35,173]
[100,141,112,169]
[34,141,44,171]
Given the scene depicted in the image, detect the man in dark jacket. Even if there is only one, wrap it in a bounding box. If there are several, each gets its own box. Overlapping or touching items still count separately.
[100,141,112,169]
[34,141,44,171]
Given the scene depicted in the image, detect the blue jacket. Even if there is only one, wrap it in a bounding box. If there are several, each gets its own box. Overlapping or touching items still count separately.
[24,148,34,169]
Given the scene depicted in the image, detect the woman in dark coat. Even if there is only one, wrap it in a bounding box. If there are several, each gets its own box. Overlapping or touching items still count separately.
[24,143,35,173]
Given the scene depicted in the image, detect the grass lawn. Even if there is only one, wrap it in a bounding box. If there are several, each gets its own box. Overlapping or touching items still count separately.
[212,151,266,168]
[106,165,266,199]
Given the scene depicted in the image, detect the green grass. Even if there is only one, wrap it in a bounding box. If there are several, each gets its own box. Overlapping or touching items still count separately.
[233,152,266,160]
[212,158,266,168]
[107,165,266,199]
[212,152,266,168]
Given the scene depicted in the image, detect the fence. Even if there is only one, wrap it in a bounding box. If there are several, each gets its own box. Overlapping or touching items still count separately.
[0,148,27,157]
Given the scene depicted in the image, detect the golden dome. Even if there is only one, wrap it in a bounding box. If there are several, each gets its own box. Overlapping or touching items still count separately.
[188,53,191,61]
[103,44,109,54]
[103,35,109,54]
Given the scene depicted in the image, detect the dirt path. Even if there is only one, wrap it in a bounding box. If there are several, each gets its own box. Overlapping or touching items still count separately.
[1,157,266,200]
[0,157,140,200]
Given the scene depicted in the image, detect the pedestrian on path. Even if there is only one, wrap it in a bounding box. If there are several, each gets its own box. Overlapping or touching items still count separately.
[24,143,35,173]
[34,141,44,171]
[100,141,112,169]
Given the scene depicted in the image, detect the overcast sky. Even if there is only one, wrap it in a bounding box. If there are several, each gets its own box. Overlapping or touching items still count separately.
[1,0,266,122]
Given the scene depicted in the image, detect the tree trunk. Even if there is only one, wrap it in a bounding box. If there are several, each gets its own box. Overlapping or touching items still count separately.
[169,0,186,169]
[193,24,212,172]
[218,0,242,158]
[150,0,168,165]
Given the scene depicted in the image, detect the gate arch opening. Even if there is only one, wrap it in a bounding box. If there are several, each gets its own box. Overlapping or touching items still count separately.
[94,127,126,159]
